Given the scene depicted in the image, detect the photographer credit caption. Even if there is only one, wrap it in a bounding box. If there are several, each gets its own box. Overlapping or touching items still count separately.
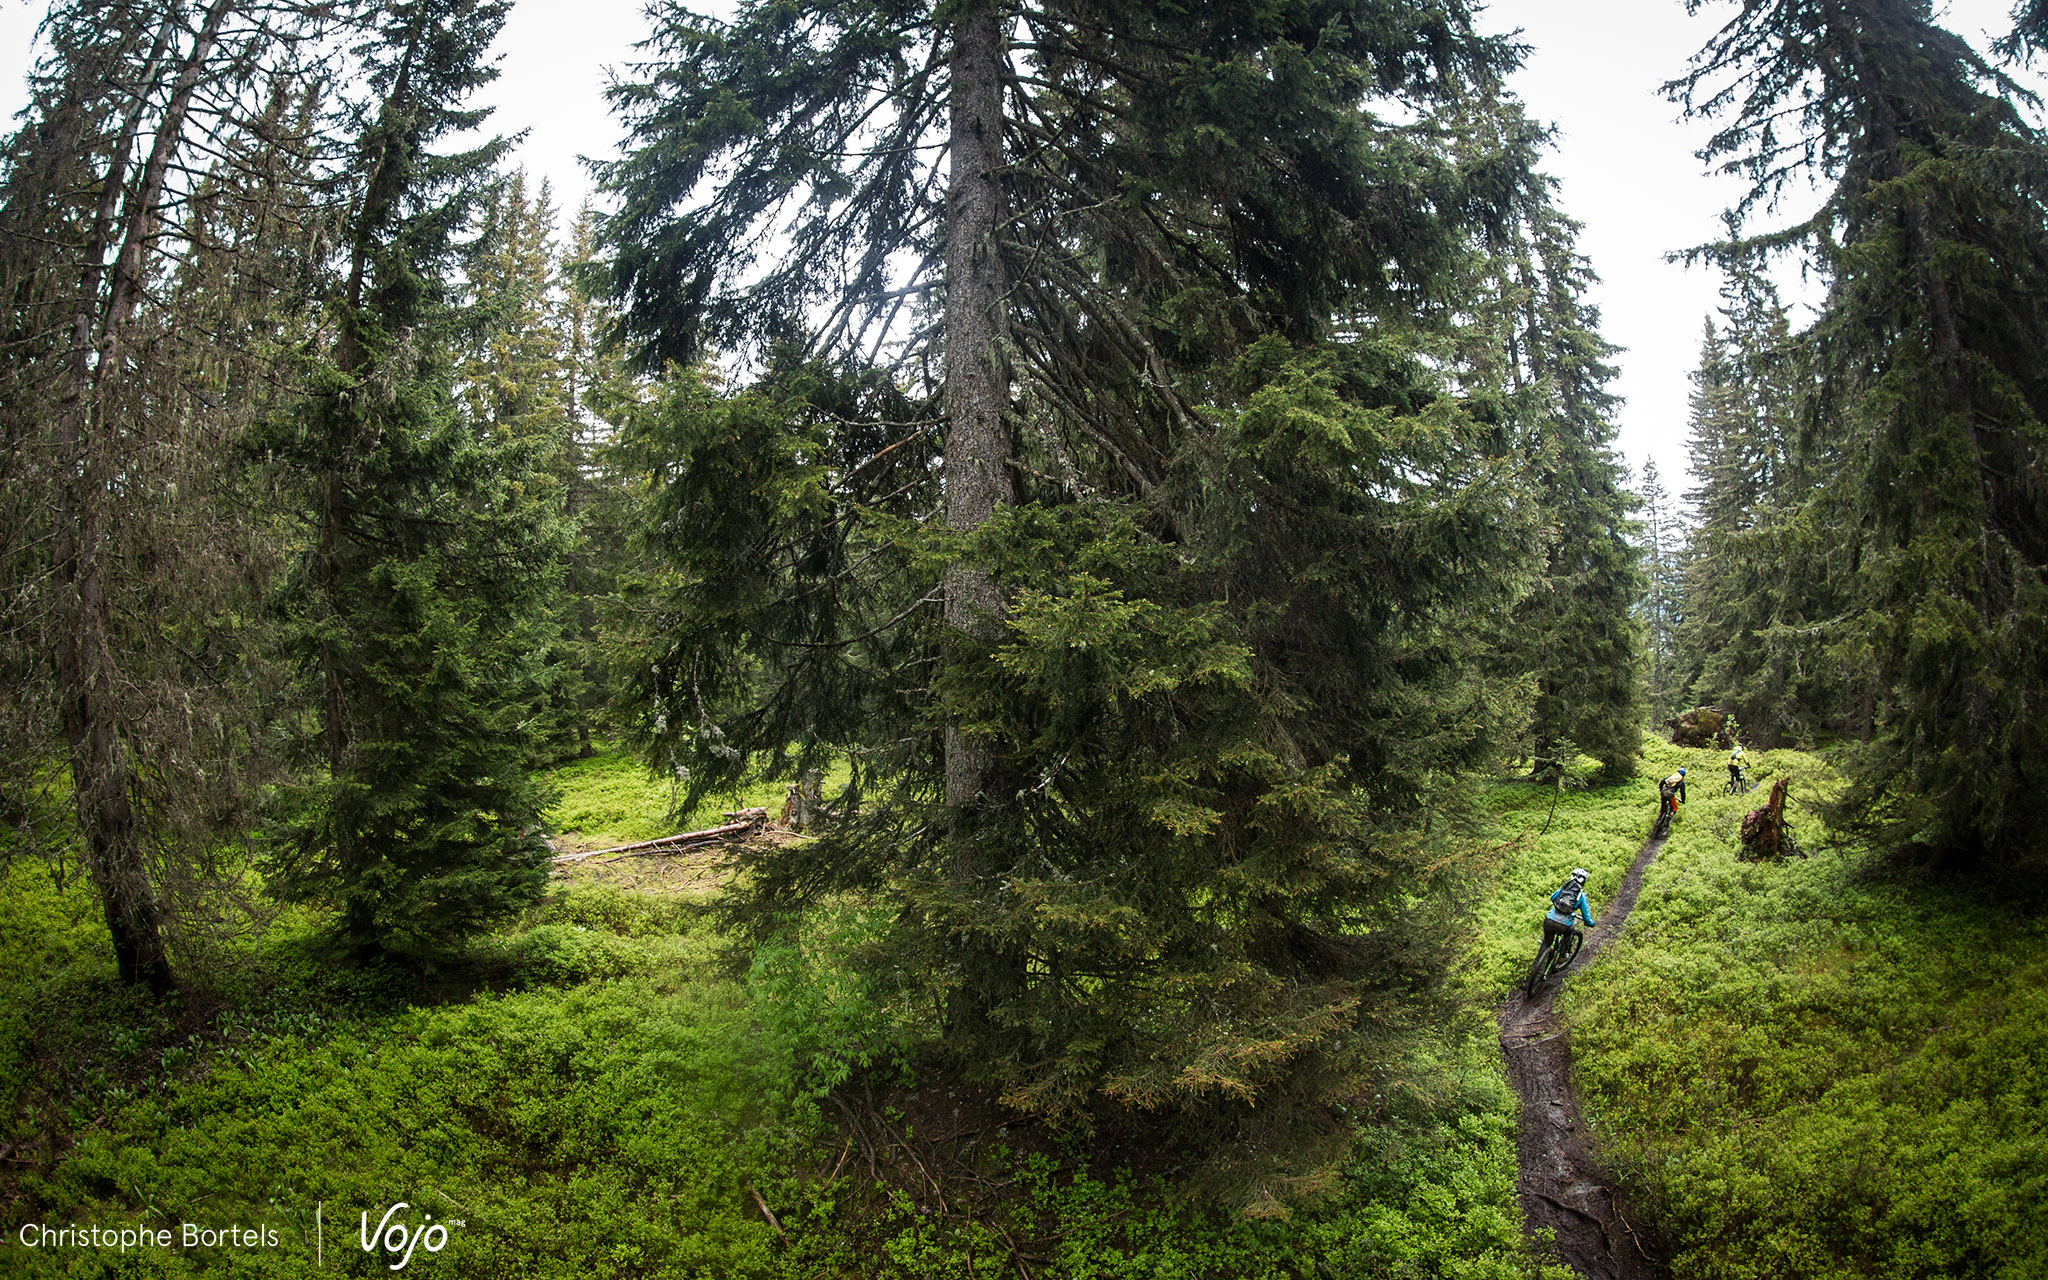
[13,1201,459,1269]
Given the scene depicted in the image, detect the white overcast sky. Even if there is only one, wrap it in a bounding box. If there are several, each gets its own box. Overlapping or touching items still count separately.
[2,0,2035,498]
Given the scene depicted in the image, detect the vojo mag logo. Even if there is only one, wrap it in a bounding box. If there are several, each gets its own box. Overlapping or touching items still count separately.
[352,1201,462,1270]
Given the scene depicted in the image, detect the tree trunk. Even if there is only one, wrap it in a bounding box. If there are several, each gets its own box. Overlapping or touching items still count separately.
[48,0,235,995]
[52,496,175,994]
[941,0,1012,821]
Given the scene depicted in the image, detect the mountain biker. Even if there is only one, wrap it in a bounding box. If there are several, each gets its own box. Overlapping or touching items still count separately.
[1543,867,1598,949]
[1727,742,1746,791]
[1659,766,1688,812]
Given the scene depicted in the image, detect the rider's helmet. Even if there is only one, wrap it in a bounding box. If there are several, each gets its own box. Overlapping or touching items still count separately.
[1678,767,1688,776]
[1570,867,1589,883]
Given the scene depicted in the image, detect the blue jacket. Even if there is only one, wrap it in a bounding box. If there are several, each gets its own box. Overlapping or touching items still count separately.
[1546,884,1597,928]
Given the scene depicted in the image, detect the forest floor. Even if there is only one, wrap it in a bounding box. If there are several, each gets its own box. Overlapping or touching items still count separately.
[548,827,806,896]
[1496,829,1669,1280]
[5,742,2043,1277]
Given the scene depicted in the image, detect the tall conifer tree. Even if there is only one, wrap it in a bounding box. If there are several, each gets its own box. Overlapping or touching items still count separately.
[251,0,570,953]
[458,174,605,759]
[1636,458,1687,726]
[1674,0,2048,861]
[0,0,339,989]
[554,205,642,757]
[1480,178,1644,779]
[600,0,1542,1173]
[1674,271,1849,745]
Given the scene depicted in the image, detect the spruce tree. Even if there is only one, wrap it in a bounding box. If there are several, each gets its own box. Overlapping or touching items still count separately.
[1673,270,1849,746]
[0,0,339,989]
[251,0,570,953]
[599,0,1543,1183]
[457,174,602,760]
[461,173,571,442]
[555,205,642,758]
[1636,458,1687,726]
[1477,172,1645,780]
[1673,0,2048,863]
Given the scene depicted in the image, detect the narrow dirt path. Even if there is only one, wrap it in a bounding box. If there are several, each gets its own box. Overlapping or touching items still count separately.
[1496,832,1670,1280]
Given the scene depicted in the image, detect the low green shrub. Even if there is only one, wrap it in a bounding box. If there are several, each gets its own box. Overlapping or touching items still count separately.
[16,977,799,1278]
[543,742,853,848]
[1472,767,1658,994]
[525,882,695,937]
[2,861,1560,1279]
[1545,746,2048,1280]
[543,744,686,846]
[461,922,652,988]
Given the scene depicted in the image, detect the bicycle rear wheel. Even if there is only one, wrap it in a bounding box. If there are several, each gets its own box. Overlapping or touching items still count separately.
[1523,937,1556,999]
[1558,929,1584,971]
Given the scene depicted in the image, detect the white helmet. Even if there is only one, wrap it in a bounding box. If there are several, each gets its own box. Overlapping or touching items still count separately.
[1570,867,1589,881]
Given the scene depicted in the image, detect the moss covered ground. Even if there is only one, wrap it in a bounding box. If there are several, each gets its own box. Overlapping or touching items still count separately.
[2,739,2041,1277]
[1486,740,2048,1280]
[0,753,1544,1279]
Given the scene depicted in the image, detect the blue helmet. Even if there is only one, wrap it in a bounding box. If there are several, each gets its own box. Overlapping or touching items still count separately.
[1678,767,1687,776]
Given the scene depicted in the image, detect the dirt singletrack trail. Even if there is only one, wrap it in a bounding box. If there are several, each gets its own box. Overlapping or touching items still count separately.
[1496,830,1671,1280]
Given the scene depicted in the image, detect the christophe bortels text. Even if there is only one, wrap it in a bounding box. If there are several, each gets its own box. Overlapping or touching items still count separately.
[17,1221,281,1252]
[16,1203,458,1269]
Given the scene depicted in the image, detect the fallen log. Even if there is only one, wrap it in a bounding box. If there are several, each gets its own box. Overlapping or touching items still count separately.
[594,838,721,866]
[551,815,763,865]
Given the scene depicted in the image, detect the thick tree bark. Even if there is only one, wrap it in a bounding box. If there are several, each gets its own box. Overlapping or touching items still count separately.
[49,0,236,995]
[942,0,1012,820]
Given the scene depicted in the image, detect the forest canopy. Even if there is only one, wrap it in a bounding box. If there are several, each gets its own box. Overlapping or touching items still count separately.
[0,0,2042,1243]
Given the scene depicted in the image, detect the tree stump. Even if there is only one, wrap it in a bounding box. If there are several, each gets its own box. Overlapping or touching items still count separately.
[782,769,826,833]
[1739,778,1798,861]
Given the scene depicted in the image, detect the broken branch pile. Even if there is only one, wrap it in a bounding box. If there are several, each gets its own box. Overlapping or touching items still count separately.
[551,808,769,865]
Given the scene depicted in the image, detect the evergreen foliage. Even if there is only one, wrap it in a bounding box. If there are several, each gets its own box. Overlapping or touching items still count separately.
[249,0,570,954]
[552,205,645,759]
[0,0,343,990]
[1634,458,1688,726]
[599,0,1549,1172]
[461,173,571,443]
[1673,0,2048,866]
[1466,140,1645,780]
[1672,268,1854,747]
[456,177,632,762]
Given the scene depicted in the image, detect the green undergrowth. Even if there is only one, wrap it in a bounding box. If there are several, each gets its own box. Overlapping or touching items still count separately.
[16,736,2043,1277]
[1537,742,2048,1280]
[1472,757,1662,994]
[544,742,849,847]
[1,786,1558,1278]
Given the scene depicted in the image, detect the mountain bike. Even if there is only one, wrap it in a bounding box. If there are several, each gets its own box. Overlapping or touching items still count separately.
[1724,768,1750,796]
[1652,792,1677,839]
[1523,926,1585,999]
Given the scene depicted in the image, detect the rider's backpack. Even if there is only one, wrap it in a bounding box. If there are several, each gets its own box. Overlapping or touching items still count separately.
[1553,881,1582,916]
